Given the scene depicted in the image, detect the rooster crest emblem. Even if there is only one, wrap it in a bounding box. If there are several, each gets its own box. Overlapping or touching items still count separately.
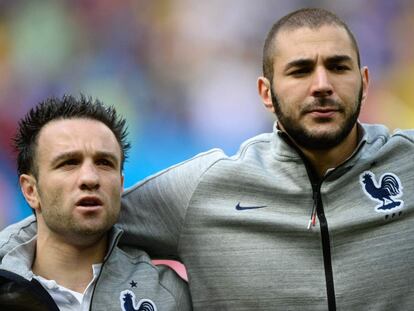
[360,171,404,212]
[120,290,157,311]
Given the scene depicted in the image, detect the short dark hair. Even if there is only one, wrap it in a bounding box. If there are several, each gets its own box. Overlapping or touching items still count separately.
[262,8,361,83]
[14,95,131,177]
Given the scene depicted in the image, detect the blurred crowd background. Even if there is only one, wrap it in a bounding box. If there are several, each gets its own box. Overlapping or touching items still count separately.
[1,0,414,229]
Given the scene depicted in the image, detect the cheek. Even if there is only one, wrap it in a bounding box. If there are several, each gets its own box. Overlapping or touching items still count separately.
[106,177,123,198]
[108,185,122,215]
[37,187,64,215]
[334,75,361,100]
[275,82,308,107]
[277,97,300,117]
[38,176,77,209]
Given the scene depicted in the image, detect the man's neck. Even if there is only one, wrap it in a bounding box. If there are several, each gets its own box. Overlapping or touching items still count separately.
[32,231,108,293]
[300,126,359,178]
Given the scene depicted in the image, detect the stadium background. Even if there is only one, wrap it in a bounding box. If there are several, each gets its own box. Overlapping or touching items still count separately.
[1,0,414,229]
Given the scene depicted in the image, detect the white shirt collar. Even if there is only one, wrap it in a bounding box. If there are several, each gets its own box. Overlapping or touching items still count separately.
[33,263,102,311]
[3,235,102,311]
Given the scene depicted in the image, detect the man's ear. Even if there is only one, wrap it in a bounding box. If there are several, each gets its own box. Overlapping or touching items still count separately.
[19,174,40,212]
[257,77,274,113]
[360,66,370,104]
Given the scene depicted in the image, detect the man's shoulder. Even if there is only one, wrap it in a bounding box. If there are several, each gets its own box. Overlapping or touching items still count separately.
[231,132,274,158]
[392,128,414,142]
[123,148,227,196]
[123,133,274,195]
[0,216,37,260]
[362,123,414,144]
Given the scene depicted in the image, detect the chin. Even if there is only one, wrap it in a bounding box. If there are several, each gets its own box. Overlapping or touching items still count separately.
[73,220,112,236]
[310,123,346,138]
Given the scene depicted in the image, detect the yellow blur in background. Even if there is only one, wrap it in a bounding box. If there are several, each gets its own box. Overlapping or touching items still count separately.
[1,0,413,229]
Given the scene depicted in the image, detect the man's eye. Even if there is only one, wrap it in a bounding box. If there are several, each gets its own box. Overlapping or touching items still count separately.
[58,159,78,167]
[290,68,311,76]
[330,64,349,72]
[96,159,113,167]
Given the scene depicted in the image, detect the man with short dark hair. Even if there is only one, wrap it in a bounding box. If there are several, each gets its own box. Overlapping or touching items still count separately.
[3,7,414,311]
[118,8,414,310]
[0,95,191,310]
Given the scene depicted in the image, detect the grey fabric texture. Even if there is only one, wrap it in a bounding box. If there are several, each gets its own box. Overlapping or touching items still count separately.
[0,219,192,310]
[119,123,414,310]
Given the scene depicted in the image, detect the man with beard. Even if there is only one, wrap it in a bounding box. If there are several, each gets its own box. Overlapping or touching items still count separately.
[3,7,414,311]
[118,8,414,310]
[0,95,191,310]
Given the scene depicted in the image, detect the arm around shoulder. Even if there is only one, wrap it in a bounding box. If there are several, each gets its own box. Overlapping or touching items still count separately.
[0,216,37,260]
[119,149,226,257]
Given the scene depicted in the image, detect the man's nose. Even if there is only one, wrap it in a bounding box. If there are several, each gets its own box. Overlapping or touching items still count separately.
[310,67,333,97]
[79,162,100,190]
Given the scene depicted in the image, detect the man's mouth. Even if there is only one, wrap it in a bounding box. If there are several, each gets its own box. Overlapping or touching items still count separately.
[76,196,103,208]
[308,108,339,118]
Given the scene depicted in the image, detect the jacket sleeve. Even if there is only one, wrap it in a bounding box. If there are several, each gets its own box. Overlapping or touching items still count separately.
[119,149,225,259]
[156,265,193,310]
[0,216,37,261]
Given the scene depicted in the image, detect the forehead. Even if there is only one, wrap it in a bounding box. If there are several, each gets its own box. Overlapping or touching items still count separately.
[273,25,357,67]
[36,118,121,160]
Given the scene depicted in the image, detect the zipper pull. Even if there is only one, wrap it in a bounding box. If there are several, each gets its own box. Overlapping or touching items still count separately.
[308,191,318,230]
[307,208,317,230]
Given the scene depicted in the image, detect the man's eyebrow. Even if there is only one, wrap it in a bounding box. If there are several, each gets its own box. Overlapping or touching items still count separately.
[50,151,119,166]
[324,55,353,64]
[94,151,119,164]
[283,55,354,72]
[284,58,315,72]
[50,151,81,166]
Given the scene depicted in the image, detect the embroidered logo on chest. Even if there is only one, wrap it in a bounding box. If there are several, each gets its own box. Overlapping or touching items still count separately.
[120,290,157,311]
[359,171,404,212]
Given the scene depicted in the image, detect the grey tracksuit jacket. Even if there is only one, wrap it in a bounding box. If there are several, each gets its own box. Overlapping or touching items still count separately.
[0,222,191,310]
[119,123,414,310]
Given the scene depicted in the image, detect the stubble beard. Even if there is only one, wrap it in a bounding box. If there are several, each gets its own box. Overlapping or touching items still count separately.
[271,86,362,151]
[37,188,118,245]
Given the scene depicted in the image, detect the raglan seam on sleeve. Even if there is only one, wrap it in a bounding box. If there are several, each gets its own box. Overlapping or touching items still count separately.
[122,148,224,196]
[176,138,271,254]
[176,151,229,256]
[0,218,37,250]
[233,138,271,160]
[392,132,414,144]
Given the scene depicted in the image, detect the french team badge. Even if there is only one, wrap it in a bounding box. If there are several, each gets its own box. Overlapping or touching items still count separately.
[360,171,404,212]
[120,290,157,311]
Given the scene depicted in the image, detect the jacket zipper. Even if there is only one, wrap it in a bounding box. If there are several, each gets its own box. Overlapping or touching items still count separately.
[312,182,336,311]
[278,131,337,309]
[277,128,367,311]
[88,229,123,311]
[308,139,367,311]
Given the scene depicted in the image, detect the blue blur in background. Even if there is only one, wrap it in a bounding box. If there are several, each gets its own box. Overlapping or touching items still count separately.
[1,0,414,229]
